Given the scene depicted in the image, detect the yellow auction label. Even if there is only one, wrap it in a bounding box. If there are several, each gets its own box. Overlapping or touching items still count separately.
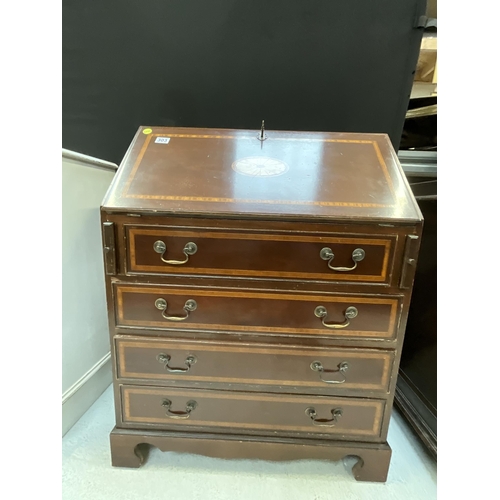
[142,128,152,135]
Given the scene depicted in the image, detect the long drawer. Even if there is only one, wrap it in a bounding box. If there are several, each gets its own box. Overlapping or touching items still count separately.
[114,284,402,340]
[115,337,395,394]
[120,385,386,441]
[125,225,396,285]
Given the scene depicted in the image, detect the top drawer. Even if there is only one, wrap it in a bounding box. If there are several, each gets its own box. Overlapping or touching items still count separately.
[126,226,397,285]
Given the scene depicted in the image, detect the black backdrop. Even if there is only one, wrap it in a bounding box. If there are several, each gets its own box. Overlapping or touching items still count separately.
[63,0,426,164]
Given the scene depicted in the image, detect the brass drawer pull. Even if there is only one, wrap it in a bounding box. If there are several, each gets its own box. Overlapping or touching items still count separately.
[314,305,358,329]
[153,240,197,265]
[155,298,197,321]
[310,361,349,384]
[161,399,197,419]
[157,353,197,373]
[320,247,365,271]
[305,407,343,427]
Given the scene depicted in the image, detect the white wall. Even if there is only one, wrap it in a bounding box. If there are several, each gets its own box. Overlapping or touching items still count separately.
[62,150,117,436]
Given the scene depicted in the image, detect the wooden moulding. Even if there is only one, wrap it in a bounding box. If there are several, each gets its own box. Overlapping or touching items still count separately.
[109,427,392,483]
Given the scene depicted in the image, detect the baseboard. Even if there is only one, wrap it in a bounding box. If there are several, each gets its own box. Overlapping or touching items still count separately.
[62,352,112,437]
[394,373,437,458]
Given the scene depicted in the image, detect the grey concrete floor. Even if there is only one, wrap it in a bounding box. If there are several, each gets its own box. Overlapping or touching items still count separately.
[62,386,436,499]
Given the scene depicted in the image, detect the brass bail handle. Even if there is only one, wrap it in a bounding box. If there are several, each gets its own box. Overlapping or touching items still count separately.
[155,298,197,321]
[153,240,197,265]
[320,247,365,272]
[310,361,349,384]
[161,399,198,419]
[305,407,343,427]
[314,305,358,329]
[157,353,197,373]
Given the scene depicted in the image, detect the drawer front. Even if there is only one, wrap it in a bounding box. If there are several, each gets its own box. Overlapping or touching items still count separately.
[116,338,395,393]
[114,284,402,340]
[121,385,386,440]
[126,226,396,284]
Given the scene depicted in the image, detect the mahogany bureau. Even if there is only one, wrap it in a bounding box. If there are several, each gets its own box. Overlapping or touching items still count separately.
[101,126,422,482]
